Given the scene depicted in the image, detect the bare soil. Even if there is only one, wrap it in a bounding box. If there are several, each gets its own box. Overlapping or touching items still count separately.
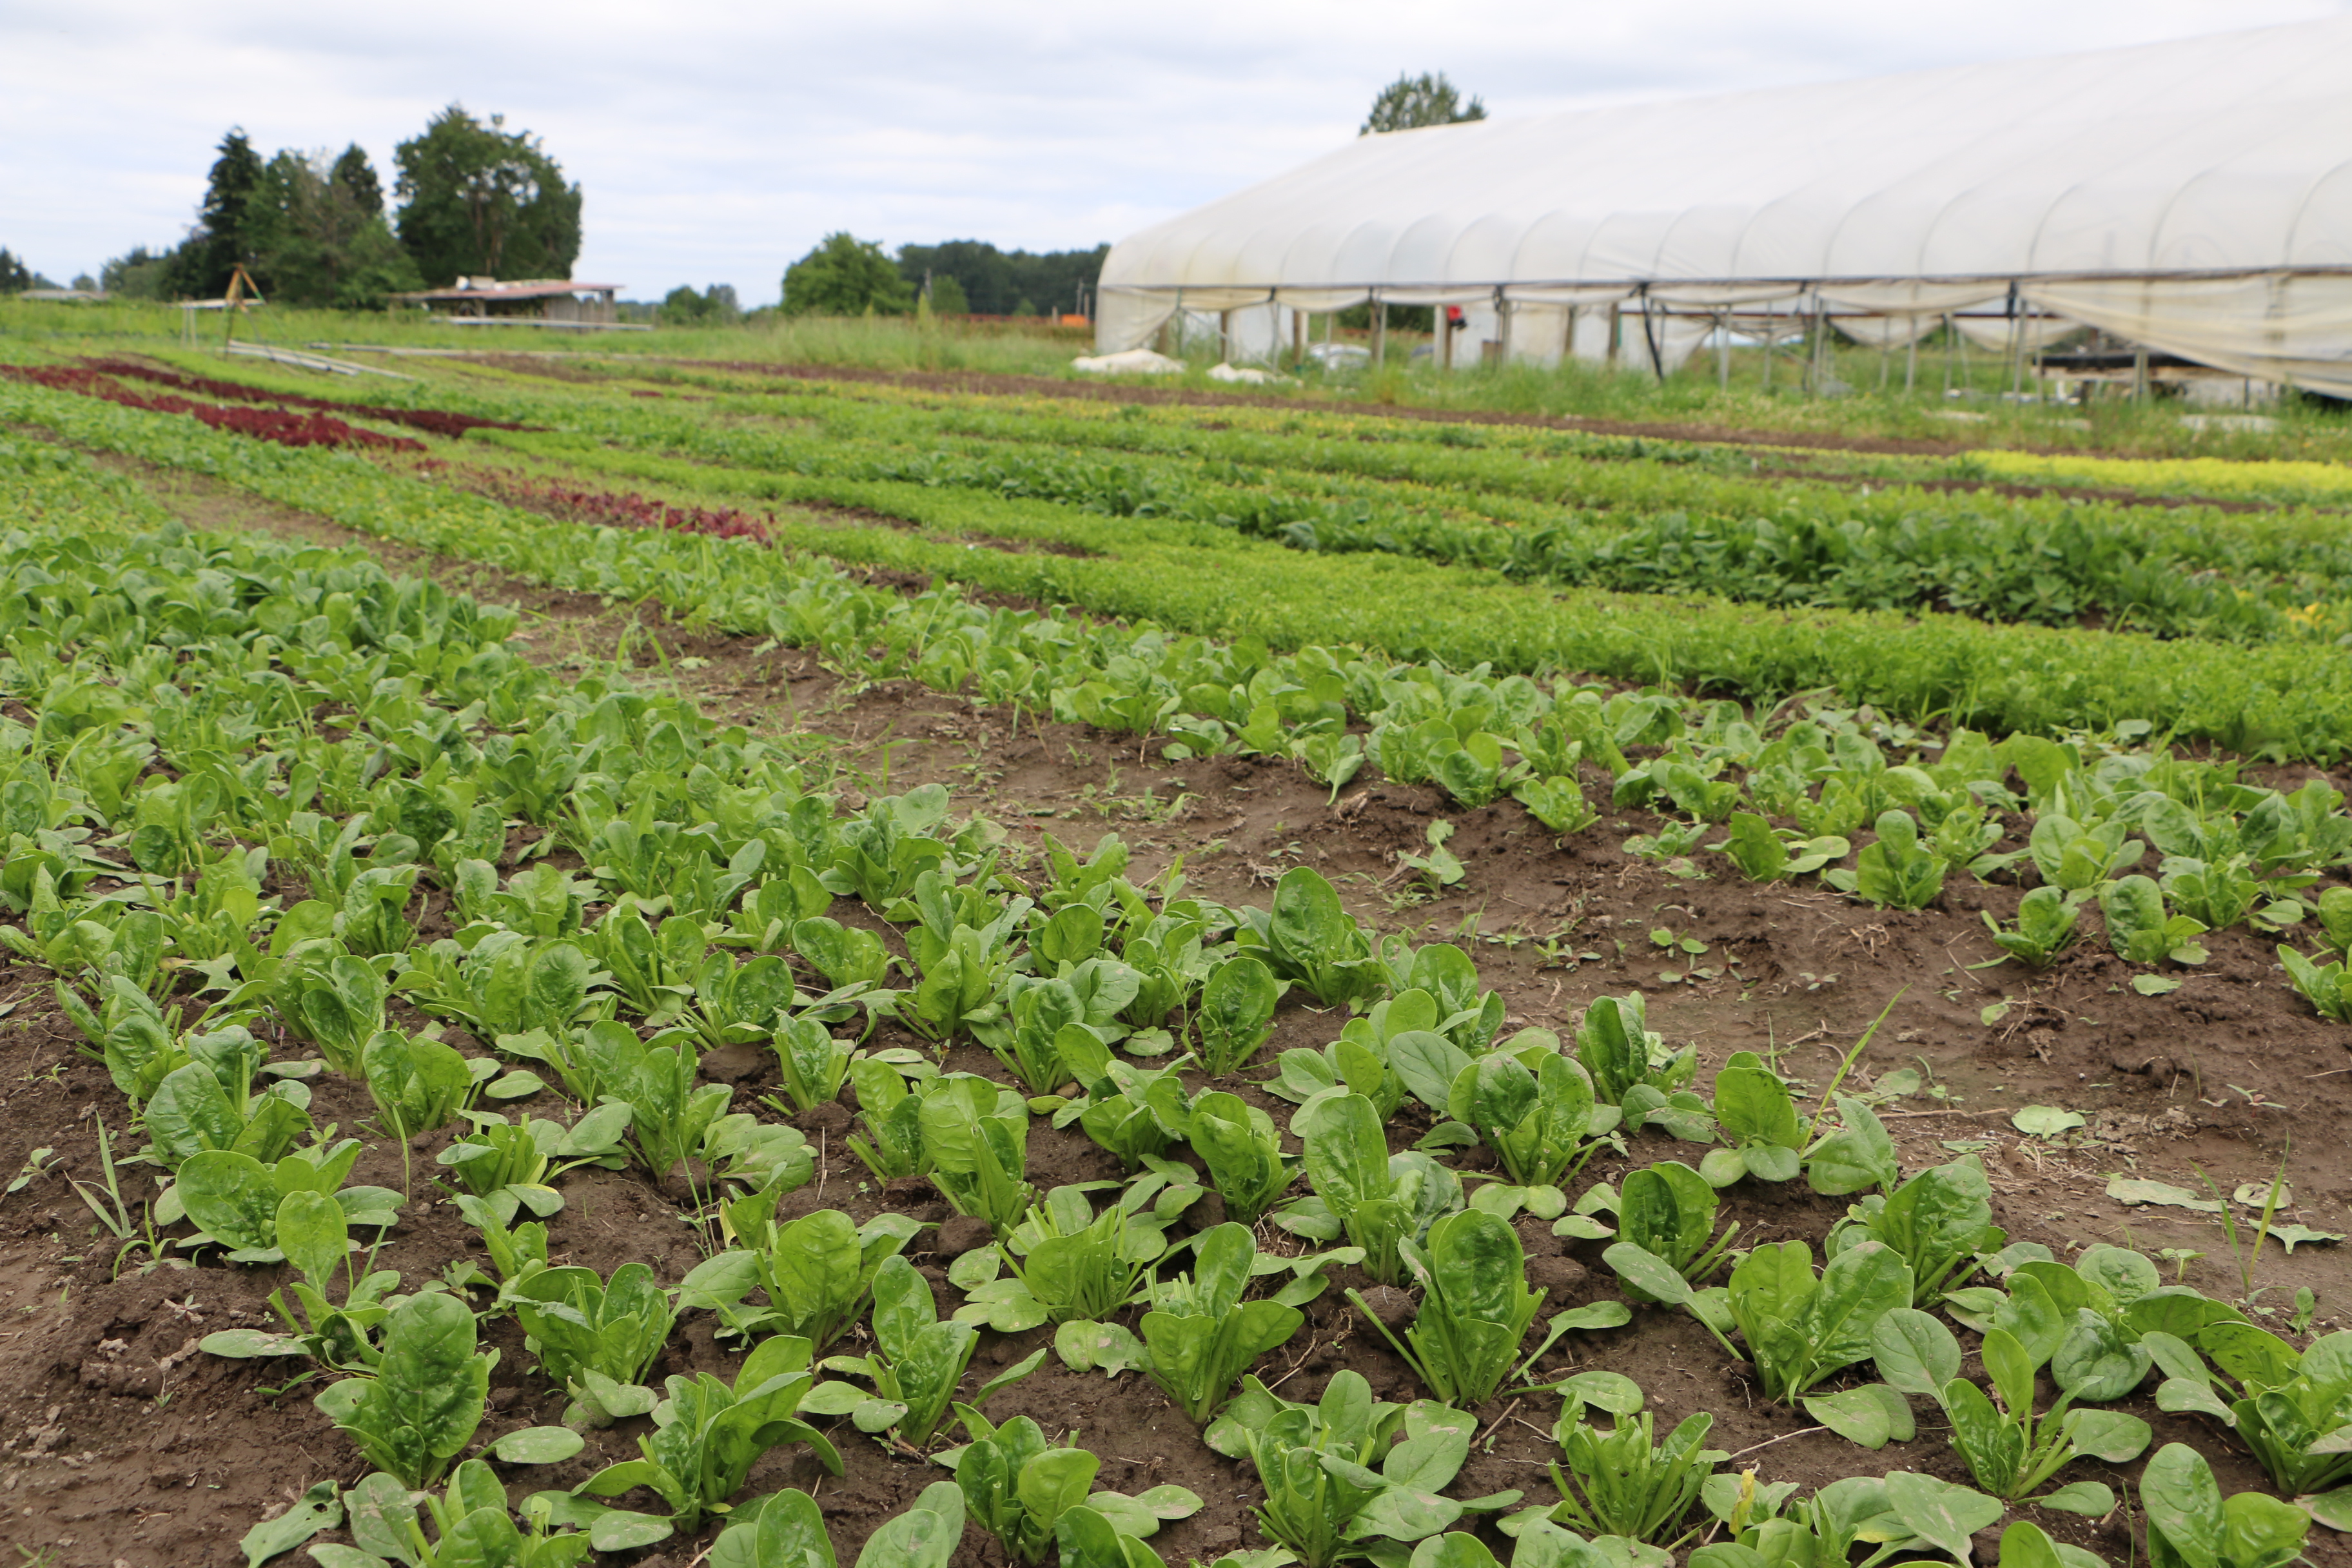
[2,464,2345,1567]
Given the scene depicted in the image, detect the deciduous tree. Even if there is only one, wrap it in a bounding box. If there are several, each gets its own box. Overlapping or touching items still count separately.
[393,106,582,285]
[781,233,913,315]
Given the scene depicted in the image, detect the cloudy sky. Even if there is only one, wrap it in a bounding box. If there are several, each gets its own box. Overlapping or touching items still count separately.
[3,0,2339,300]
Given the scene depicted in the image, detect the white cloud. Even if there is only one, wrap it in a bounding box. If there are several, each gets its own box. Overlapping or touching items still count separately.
[2,0,2338,297]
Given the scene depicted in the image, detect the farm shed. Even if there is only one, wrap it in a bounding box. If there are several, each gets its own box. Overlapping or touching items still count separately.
[391,277,624,326]
[1097,16,2352,395]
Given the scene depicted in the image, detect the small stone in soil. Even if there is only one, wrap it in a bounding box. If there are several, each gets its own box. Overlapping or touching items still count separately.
[1357,1285,1416,1332]
[1527,1257,1589,1297]
[700,1043,770,1084]
[934,1216,994,1259]
[797,1101,851,1137]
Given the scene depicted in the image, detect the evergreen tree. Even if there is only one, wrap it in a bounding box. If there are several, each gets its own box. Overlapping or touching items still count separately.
[0,249,34,293]
[163,128,266,297]
[331,144,384,217]
[1361,72,1487,134]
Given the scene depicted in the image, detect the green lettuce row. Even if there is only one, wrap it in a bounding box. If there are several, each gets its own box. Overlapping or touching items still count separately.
[13,375,2352,762]
[43,344,2352,645]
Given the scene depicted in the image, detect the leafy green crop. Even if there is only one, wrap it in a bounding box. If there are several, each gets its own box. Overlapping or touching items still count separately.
[1356,1209,1545,1407]
[311,1462,591,1568]
[950,1411,1200,1565]
[1611,1237,1911,1406]
[1184,1089,1295,1224]
[1825,811,1944,909]
[805,1256,1044,1447]
[1544,1410,1723,1545]
[1446,1051,1610,1189]
[2141,1442,2311,1568]
[1208,1371,1513,1568]
[509,1262,677,1425]
[2150,1324,2352,1493]
[571,1333,843,1537]
[679,1202,921,1351]
[1872,1308,2149,1504]
[1138,1221,1308,1424]
[317,1293,493,1491]
[1288,1092,1464,1284]
[1825,1157,2001,1306]
[1616,1161,1737,1294]
[1239,868,1384,1010]
[1195,954,1279,1074]
[1698,1052,1803,1186]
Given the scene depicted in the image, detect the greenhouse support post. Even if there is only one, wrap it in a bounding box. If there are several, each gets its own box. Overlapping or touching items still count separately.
[1371,295,1386,366]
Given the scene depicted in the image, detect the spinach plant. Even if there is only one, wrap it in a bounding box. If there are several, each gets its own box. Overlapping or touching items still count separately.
[950,1413,1200,1565]
[316,1293,493,1491]
[1207,1371,1513,1568]
[678,1204,921,1351]
[1184,1090,1295,1224]
[2141,1441,2311,1568]
[1140,1222,1308,1424]
[2148,1324,2352,1493]
[436,1103,632,1223]
[921,1072,1035,1233]
[1286,1092,1464,1284]
[1697,1052,1803,1186]
[1194,954,1279,1075]
[1872,1308,2150,1506]
[1574,994,1709,1140]
[1543,1411,1723,1546]
[2099,875,2209,966]
[805,1257,1044,1448]
[509,1262,678,1426]
[1355,1209,1545,1407]
[1825,811,1943,910]
[1616,1161,1736,1295]
[769,1013,854,1113]
[571,1333,843,1537]
[2279,943,2352,1022]
[1237,867,1384,1010]
[1983,887,2082,968]
[1446,1051,1609,1190]
[1825,1157,2001,1307]
[311,1460,592,1567]
[1609,1237,1912,1406]
[1711,813,1848,884]
[175,1141,400,1262]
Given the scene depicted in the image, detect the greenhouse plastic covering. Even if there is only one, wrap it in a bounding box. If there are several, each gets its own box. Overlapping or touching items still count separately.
[1097,17,2352,393]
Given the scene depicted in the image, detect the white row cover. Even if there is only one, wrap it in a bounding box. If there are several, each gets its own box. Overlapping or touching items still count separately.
[1097,17,2352,392]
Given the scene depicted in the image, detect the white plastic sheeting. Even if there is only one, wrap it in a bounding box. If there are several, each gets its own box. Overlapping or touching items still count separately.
[1097,16,2352,393]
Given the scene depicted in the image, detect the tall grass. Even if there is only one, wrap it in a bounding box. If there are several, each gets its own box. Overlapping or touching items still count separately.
[8,297,2347,462]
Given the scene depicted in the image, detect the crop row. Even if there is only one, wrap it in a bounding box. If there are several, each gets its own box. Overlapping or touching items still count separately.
[72,348,2352,647]
[478,382,2352,646]
[15,377,2352,1010]
[76,356,540,440]
[0,443,2336,1568]
[1,362,429,453]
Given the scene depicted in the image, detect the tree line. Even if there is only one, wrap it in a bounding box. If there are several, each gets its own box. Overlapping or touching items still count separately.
[8,70,1480,320]
[761,72,1478,323]
[8,108,583,311]
[771,233,1112,320]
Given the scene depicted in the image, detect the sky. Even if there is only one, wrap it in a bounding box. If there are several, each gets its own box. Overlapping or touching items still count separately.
[3,0,2342,302]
